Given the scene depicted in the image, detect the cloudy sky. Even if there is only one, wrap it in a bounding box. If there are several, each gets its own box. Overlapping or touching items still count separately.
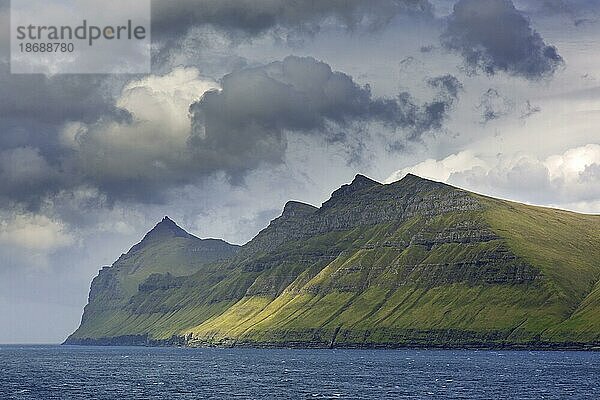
[1,0,599,343]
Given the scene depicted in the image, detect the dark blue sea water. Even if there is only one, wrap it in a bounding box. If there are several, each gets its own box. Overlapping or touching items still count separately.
[1,346,598,399]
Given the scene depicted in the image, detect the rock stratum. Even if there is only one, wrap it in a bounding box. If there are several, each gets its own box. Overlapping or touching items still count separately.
[65,174,600,349]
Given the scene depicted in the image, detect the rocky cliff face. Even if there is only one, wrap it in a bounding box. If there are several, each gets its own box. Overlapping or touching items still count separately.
[242,174,481,256]
[67,218,240,342]
[66,174,600,348]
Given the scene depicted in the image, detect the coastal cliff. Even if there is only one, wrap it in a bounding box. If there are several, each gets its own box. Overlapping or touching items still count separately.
[66,174,600,349]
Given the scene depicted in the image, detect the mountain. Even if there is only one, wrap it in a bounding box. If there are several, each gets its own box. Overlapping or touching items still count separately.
[65,174,600,349]
[67,217,240,343]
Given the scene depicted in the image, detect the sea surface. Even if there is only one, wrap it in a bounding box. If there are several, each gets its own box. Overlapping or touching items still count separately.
[0,345,598,399]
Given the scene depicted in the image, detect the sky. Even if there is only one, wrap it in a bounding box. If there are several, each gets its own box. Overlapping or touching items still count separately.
[0,0,599,344]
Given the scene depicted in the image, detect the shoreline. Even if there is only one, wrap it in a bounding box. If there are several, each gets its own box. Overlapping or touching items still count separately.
[62,336,600,351]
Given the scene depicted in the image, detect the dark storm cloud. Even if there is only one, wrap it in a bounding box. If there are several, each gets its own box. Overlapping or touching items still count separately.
[514,0,573,15]
[0,61,129,195]
[0,147,66,207]
[189,56,461,175]
[477,88,515,123]
[537,0,576,13]
[427,74,463,99]
[515,0,600,16]
[0,64,127,126]
[442,0,564,79]
[0,1,9,59]
[516,0,600,26]
[151,0,433,41]
[0,60,128,205]
[403,74,464,137]
[0,56,460,206]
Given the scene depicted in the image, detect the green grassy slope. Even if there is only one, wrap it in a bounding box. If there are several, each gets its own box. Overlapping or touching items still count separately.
[478,197,600,342]
[67,175,600,348]
[185,213,564,347]
[66,217,240,342]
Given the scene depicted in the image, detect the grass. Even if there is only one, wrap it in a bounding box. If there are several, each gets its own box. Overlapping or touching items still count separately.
[479,195,600,306]
[69,178,600,346]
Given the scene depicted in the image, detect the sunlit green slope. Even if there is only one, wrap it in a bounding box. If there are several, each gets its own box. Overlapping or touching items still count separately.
[66,175,600,348]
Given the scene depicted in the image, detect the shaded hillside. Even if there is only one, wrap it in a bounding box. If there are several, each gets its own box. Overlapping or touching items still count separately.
[66,175,600,348]
[68,217,240,341]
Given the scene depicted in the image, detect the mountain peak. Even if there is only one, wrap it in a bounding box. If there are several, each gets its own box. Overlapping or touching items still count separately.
[351,174,381,188]
[322,174,382,207]
[114,217,198,261]
[400,173,431,182]
[143,216,194,243]
[390,173,452,192]
[282,201,318,217]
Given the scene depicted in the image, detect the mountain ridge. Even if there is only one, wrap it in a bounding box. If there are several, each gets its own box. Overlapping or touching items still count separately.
[65,174,600,349]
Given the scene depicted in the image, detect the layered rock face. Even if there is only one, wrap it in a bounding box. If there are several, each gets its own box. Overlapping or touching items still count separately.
[243,174,481,256]
[66,174,600,348]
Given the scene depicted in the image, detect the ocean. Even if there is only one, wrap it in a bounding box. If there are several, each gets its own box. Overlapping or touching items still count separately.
[0,345,598,399]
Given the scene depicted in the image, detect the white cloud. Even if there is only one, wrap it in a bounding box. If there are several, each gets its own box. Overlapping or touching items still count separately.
[386,144,600,213]
[117,67,217,135]
[61,68,219,182]
[0,213,74,251]
[384,150,486,183]
[545,143,600,181]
